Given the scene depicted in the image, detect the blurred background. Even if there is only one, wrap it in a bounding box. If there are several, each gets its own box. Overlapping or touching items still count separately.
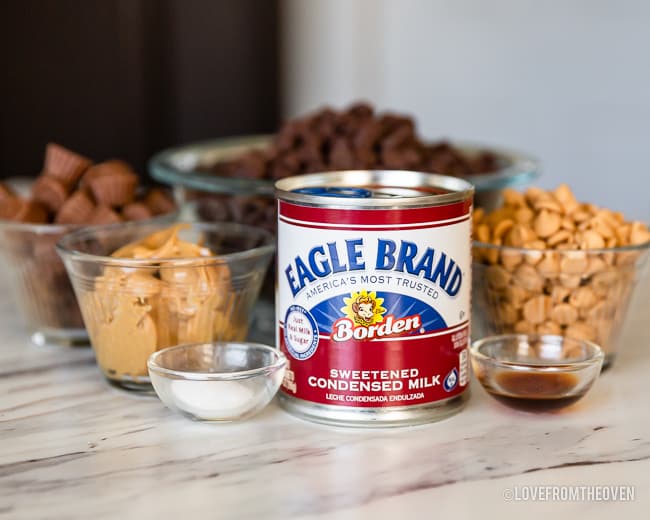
[2,0,648,218]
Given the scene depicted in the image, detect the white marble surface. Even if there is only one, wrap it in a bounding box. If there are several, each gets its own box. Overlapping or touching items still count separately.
[1,276,649,520]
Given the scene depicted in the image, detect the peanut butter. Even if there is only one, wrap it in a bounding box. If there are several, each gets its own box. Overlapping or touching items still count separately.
[83,224,245,381]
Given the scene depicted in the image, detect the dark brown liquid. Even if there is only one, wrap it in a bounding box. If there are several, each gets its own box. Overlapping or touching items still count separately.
[486,371,583,411]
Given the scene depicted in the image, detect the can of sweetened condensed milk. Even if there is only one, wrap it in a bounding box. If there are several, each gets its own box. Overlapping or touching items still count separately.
[275,171,474,427]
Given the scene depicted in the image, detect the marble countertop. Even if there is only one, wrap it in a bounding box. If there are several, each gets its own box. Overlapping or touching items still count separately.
[1,276,649,520]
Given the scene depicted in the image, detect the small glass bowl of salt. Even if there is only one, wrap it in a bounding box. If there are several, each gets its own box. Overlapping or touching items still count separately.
[148,342,286,421]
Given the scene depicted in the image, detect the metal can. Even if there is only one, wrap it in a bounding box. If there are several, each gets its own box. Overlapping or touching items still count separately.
[275,171,474,427]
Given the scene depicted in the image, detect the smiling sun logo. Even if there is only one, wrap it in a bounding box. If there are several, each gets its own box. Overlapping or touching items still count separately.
[341,290,386,327]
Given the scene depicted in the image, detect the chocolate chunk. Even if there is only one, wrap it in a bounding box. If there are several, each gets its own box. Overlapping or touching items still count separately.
[55,191,95,224]
[329,138,355,169]
[80,160,136,191]
[31,176,68,213]
[196,197,230,222]
[143,189,176,216]
[122,202,153,221]
[88,205,123,225]
[231,151,267,179]
[87,169,138,207]
[44,143,92,187]
[0,182,16,202]
[1,198,49,223]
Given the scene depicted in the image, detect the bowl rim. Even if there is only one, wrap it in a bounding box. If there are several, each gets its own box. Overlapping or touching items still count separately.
[55,220,276,267]
[148,134,540,196]
[473,239,650,255]
[470,333,604,371]
[147,342,287,381]
[0,208,180,235]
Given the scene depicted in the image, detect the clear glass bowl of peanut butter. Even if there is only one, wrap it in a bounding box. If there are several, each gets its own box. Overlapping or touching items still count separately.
[56,222,275,390]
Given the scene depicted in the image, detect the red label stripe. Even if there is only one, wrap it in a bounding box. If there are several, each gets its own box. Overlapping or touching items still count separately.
[278,199,472,225]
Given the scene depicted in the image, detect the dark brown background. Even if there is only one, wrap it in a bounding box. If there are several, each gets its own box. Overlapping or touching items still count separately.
[0,0,280,179]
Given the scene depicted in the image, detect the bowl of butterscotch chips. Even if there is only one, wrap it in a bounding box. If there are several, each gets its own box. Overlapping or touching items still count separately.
[0,144,177,347]
[472,185,650,369]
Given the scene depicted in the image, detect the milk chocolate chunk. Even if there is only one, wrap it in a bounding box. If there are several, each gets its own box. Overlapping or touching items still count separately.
[87,169,138,207]
[143,189,176,216]
[31,175,68,213]
[0,182,16,202]
[55,191,95,224]
[2,198,49,223]
[88,205,123,225]
[44,143,92,187]
[122,202,152,221]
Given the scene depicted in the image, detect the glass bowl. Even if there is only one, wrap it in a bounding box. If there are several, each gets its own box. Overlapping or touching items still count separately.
[0,208,177,347]
[148,134,539,211]
[148,342,286,421]
[56,221,275,390]
[471,334,604,411]
[472,241,649,369]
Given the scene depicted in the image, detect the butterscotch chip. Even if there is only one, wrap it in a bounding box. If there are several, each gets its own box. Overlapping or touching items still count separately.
[553,184,579,213]
[88,205,122,225]
[475,223,490,243]
[525,187,546,204]
[629,222,650,245]
[505,224,535,247]
[550,303,578,326]
[514,320,531,334]
[484,240,501,264]
[514,263,544,292]
[514,207,534,225]
[536,252,560,275]
[533,197,563,213]
[533,209,561,238]
[522,295,551,324]
[122,202,153,221]
[55,191,95,224]
[486,265,510,290]
[500,249,522,271]
[493,219,514,240]
[497,301,519,325]
[559,252,588,274]
[144,189,176,216]
[31,175,68,213]
[547,229,572,247]
[586,256,607,275]
[559,273,582,289]
[615,225,630,246]
[589,214,615,239]
[537,321,562,335]
[560,216,576,231]
[44,143,92,187]
[565,321,596,342]
[569,287,597,309]
[502,188,526,207]
[472,207,485,225]
[550,285,571,304]
[572,209,591,223]
[485,207,516,228]
[505,285,530,306]
[579,229,606,249]
[523,240,545,265]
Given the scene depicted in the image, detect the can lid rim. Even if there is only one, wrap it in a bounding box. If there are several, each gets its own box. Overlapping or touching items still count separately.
[275,170,474,208]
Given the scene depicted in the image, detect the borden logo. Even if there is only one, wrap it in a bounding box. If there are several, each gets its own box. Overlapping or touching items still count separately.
[332,290,422,342]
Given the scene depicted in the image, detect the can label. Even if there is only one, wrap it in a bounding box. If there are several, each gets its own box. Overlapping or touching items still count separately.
[277,199,472,408]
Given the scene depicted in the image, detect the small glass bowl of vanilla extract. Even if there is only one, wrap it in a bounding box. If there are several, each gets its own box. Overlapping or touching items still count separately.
[470,334,604,411]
